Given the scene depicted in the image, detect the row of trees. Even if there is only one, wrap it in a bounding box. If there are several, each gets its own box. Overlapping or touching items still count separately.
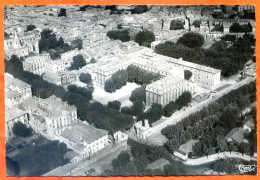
[155,33,255,77]
[5,55,133,133]
[230,23,252,33]
[67,85,93,100]
[105,70,128,93]
[162,80,256,156]
[120,87,192,125]
[104,65,162,93]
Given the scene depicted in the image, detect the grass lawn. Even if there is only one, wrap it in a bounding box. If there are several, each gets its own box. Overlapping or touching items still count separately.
[93,82,140,107]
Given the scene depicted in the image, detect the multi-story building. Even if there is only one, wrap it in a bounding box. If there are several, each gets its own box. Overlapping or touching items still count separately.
[23,54,74,76]
[4,28,40,59]
[57,121,109,158]
[19,95,77,138]
[94,48,220,106]
[146,74,195,106]
[22,53,50,75]
[5,73,32,107]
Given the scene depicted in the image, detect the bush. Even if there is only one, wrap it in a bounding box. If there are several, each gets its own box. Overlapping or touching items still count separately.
[177,32,204,48]
[12,121,32,137]
[135,30,155,47]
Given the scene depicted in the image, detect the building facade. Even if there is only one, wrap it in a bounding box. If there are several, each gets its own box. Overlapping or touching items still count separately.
[20,95,77,138]
[5,73,32,107]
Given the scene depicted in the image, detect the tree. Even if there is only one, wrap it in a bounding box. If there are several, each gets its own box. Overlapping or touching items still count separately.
[130,87,146,103]
[163,101,179,117]
[175,91,192,109]
[131,101,145,116]
[107,30,130,42]
[192,20,201,28]
[177,32,204,48]
[58,8,66,17]
[131,5,148,14]
[220,104,240,129]
[170,20,184,30]
[25,24,36,32]
[6,156,20,175]
[12,121,33,137]
[108,101,121,110]
[104,70,128,93]
[184,70,192,80]
[135,30,155,48]
[90,57,96,63]
[68,55,86,70]
[79,73,92,84]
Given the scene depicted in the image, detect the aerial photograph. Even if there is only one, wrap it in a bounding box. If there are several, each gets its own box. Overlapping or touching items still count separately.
[4,5,257,176]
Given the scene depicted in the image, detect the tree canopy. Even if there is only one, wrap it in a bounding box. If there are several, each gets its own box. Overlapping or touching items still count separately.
[135,30,155,47]
[184,70,192,80]
[177,32,204,48]
[107,30,130,42]
[25,24,36,32]
[79,73,92,84]
[68,55,86,70]
[58,8,67,17]
[170,20,184,30]
[12,121,33,137]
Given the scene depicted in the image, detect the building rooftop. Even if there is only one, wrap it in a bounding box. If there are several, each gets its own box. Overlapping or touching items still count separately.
[177,139,198,155]
[5,73,31,90]
[147,74,184,92]
[225,127,245,143]
[5,106,28,123]
[60,121,108,145]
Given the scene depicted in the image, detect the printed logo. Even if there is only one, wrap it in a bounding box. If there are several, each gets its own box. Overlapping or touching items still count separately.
[238,163,256,173]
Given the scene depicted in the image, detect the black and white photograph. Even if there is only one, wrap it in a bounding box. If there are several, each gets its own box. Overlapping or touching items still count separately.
[4,4,257,176]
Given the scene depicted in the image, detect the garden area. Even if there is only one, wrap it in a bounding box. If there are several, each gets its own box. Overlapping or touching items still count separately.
[6,134,70,176]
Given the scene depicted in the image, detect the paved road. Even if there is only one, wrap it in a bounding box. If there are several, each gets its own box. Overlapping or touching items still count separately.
[184,151,257,165]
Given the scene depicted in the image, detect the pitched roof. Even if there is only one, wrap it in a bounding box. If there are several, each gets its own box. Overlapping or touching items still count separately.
[225,128,244,143]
